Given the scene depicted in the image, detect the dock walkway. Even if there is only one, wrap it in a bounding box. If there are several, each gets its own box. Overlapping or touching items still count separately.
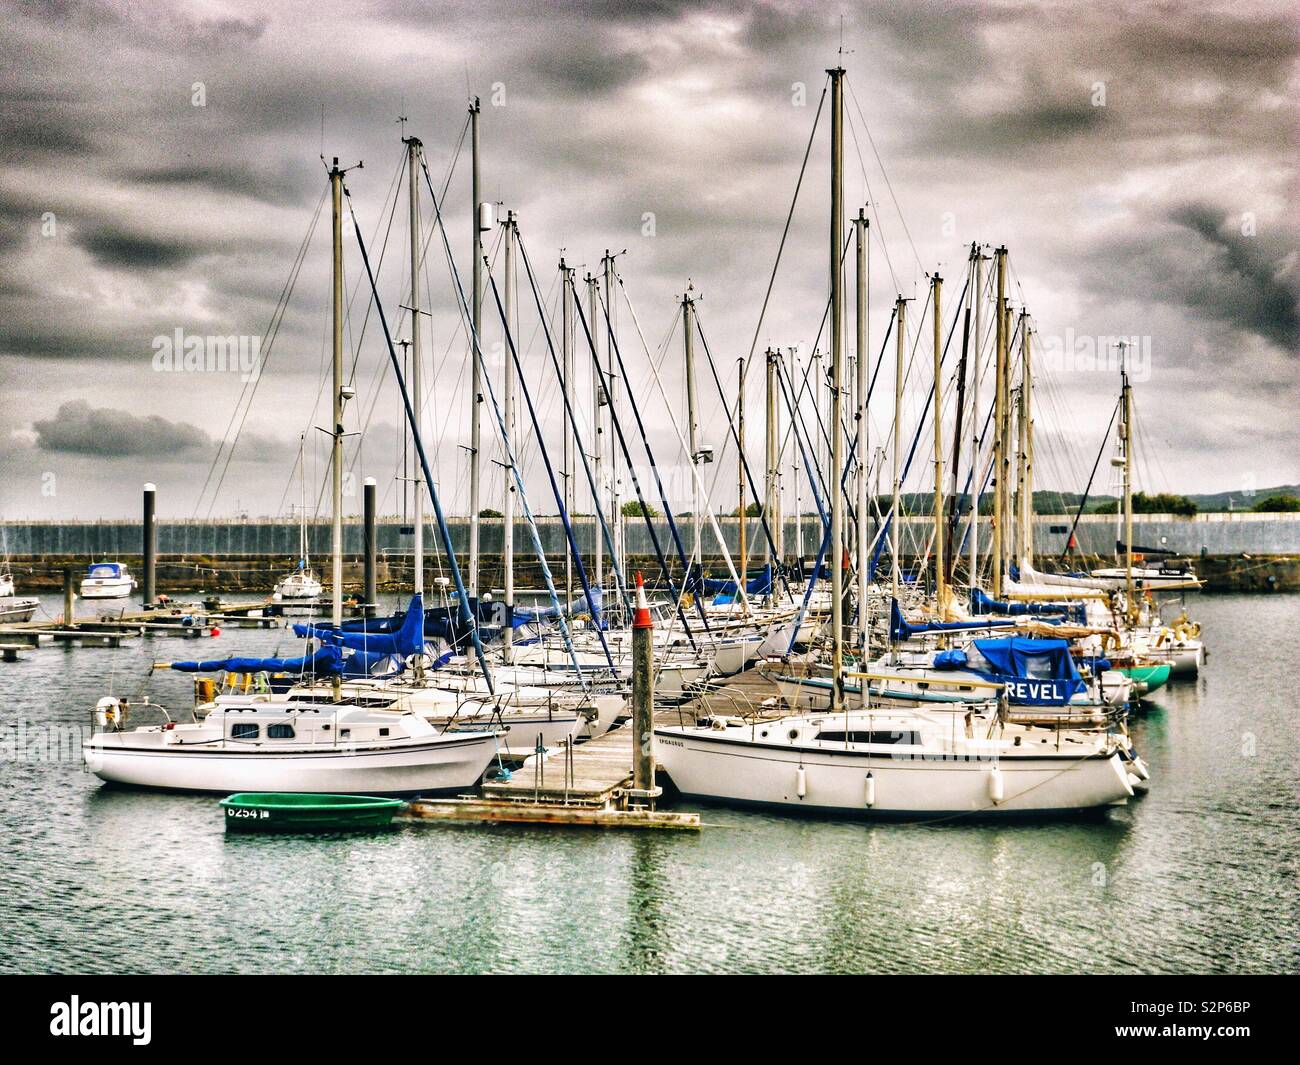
[480,667,785,807]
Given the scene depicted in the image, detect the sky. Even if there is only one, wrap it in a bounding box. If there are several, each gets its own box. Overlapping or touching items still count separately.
[0,0,1296,521]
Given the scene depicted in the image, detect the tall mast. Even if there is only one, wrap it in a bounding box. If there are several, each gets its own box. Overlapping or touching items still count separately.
[1024,317,1035,570]
[405,135,424,599]
[329,159,345,699]
[1017,310,1031,569]
[790,347,802,563]
[828,66,845,713]
[931,272,945,617]
[736,355,746,587]
[1120,340,1134,619]
[502,211,518,662]
[603,250,622,581]
[588,271,603,594]
[683,289,702,572]
[561,257,575,605]
[853,208,869,686]
[991,245,1008,597]
[468,96,483,596]
[765,347,781,593]
[969,245,984,588]
[891,295,905,602]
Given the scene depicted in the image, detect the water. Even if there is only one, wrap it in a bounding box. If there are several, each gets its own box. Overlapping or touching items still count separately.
[1,592,1295,974]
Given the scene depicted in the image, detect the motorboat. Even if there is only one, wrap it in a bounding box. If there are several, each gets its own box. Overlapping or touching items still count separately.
[80,561,136,599]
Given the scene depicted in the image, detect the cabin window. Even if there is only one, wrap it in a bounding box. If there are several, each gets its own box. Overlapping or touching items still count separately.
[816,730,921,746]
[267,724,295,739]
[339,728,350,739]
[230,723,259,740]
[379,727,389,737]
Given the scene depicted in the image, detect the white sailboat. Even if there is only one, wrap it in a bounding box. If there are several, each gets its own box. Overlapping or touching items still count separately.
[273,435,323,600]
[84,158,503,795]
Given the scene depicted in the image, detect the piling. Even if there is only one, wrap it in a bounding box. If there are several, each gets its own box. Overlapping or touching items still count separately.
[142,482,157,606]
[363,476,377,615]
[62,566,75,625]
[629,571,659,806]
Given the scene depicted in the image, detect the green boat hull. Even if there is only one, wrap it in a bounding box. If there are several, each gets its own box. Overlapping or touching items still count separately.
[220,793,405,833]
[1117,663,1172,696]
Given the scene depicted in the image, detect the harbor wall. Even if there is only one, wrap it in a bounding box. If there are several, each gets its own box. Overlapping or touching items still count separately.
[3,514,1298,592]
[4,512,1300,559]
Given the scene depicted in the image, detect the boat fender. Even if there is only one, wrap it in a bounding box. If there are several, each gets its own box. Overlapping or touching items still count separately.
[795,765,807,799]
[93,697,121,728]
[988,765,1004,804]
[864,772,875,808]
[209,625,221,637]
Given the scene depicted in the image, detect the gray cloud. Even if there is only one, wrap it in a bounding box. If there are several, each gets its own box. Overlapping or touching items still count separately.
[33,401,211,456]
[0,0,1296,517]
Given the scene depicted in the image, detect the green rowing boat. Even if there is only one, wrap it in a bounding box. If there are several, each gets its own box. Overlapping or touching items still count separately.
[1117,662,1172,697]
[220,793,405,833]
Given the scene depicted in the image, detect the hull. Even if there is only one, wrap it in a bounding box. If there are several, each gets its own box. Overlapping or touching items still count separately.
[0,597,39,623]
[221,793,403,833]
[80,579,135,599]
[656,729,1133,817]
[84,732,498,795]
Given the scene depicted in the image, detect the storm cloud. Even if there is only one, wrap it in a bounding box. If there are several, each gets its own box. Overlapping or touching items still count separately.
[0,0,1296,520]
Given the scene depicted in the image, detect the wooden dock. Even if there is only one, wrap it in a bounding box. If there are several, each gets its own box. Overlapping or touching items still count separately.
[0,597,280,657]
[477,667,785,809]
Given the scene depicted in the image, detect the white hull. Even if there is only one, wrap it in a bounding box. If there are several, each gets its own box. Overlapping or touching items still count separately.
[0,597,38,623]
[80,579,135,599]
[274,573,323,600]
[656,724,1133,817]
[84,730,498,795]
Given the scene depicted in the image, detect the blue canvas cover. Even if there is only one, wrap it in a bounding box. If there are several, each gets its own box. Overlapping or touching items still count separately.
[970,588,1084,624]
[168,644,389,678]
[889,598,1016,642]
[970,636,1086,705]
[295,594,426,657]
[86,562,122,578]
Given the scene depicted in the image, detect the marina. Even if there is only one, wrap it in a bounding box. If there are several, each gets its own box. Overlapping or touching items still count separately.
[0,0,1295,996]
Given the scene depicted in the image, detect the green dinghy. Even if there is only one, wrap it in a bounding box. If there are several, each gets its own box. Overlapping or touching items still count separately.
[1117,662,1172,697]
[220,793,405,833]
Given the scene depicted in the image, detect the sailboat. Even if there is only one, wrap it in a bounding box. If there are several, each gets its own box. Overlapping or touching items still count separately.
[273,435,324,600]
[84,158,502,795]
[653,69,1140,817]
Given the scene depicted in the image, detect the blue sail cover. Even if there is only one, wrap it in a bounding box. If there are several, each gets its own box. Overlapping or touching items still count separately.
[970,636,1086,705]
[167,644,385,677]
[513,587,603,624]
[889,598,1016,642]
[970,588,1084,624]
[697,565,773,598]
[295,594,426,656]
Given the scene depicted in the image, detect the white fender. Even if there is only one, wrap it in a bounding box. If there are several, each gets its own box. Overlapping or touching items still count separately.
[795,765,807,799]
[988,765,1004,804]
[864,772,875,808]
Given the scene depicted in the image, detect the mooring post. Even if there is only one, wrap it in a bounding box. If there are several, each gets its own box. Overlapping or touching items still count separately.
[363,476,377,616]
[63,566,75,626]
[630,571,659,808]
[142,482,156,607]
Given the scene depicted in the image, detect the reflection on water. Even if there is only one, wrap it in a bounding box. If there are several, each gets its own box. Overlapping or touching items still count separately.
[0,593,1295,973]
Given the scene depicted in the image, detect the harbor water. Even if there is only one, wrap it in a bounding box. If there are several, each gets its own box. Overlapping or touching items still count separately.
[0,592,1294,974]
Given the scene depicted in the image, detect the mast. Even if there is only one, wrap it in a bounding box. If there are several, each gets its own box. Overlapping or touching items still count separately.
[736,355,746,590]
[1016,310,1030,569]
[603,251,623,582]
[1022,316,1034,570]
[931,272,944,616]
[791,347,802,564]
[828,65,845,713]
[853,208,869,688]
[991,245,1008,597]
[297,434,308,570]
[502,211,518,662]
[561,257,575,605]
[588,271,603,594]
[969,245,984,588]
[1120,340,1134,619]
[468,96,483,596]
[764,347,781,596]
[405,135,424,599]
[329,159,345,699]
[683,289,702,574]
[891,295,905,602]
